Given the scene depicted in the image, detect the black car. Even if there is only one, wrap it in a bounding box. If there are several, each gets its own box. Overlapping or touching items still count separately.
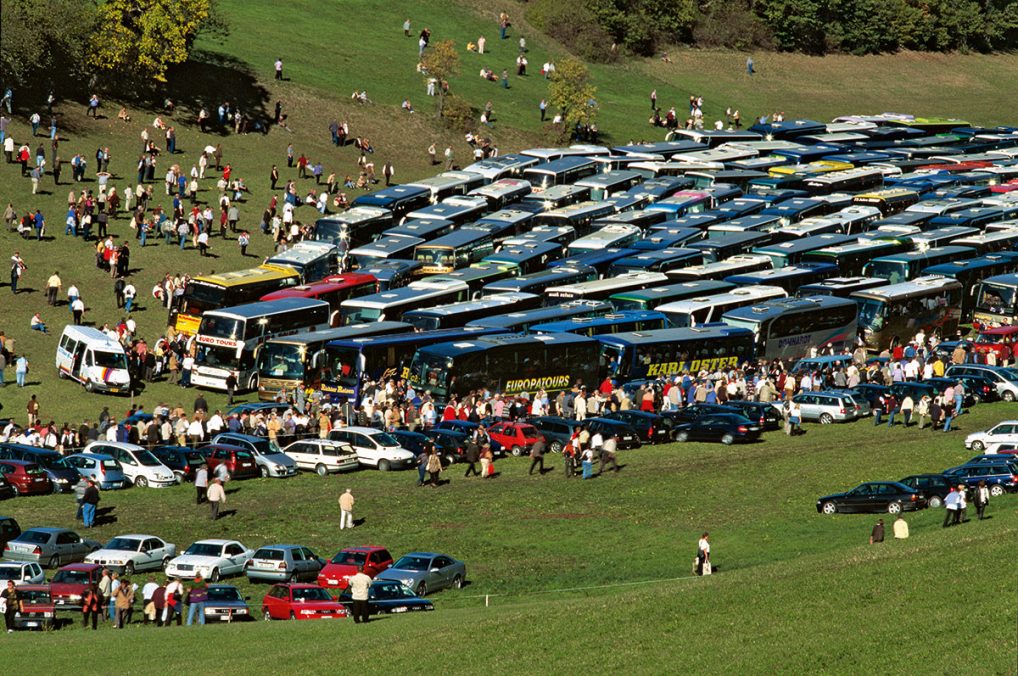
[898,473,954,508]
[816,481,927,515]
[673,414,762,445]
[423,429,469,464]
[0,516,20,547]
[601,411,671,444]
[337,580,434,616]
[924,376,993,405]
[660,404,742,427]
[390,430,433,458]
[942,461,1018,496]
[528,416,642,450]
[0,477,15,501]
[847,383,889,410]
[152,445,207,482]
[584,418,643,450]
[887,381,937,404]
[720,401,783,431]
[527,416,576,454]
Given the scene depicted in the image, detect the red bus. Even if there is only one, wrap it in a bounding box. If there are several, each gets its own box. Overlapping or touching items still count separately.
[261,273,378,326]
[917,160,993,174]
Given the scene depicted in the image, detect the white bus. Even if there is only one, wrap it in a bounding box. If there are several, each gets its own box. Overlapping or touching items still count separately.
[657,285,787,328]
[544,271,668,306]
[191,298,332,391]
[339,278,470,324]
[721,296,859,360]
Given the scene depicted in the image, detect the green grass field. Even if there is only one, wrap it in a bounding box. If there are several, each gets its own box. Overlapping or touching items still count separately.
[1,0,1018,670]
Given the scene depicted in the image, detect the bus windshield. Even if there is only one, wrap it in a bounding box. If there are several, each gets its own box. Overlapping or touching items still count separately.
[410,352,452,391]
[415,249,455,266]
[94,351,128,369]
[856,298,886,331]
[976,283,1018,315]
[342,306,383,324]
[865,260,907,284]
[178,283,226,314]
[325,346,361,388]
[196,344,239,368]
[200,316,244,340]
[258,343,306,381]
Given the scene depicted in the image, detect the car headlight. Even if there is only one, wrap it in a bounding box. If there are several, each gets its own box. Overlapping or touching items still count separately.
[68,594,82,602]
[236,608,248,614]
[43,612,54,618]
[301,609,315,615]
[56,478,69,484]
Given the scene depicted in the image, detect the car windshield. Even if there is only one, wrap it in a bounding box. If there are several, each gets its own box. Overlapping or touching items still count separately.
[292,588,333,603]
[135,450,163,467]
[372,432,400,448]
[52,569,90,584]
[93,351,128,369]
[104,538,141,552]
[185,543,224,557]
[995,367,1018,382]
[101,459,120,470]
[24,465,47,476]
[393,556,431,572]
[17,531,52,545]
[253,549,285,561]
[0,566,26,580]
[330,551,366,566]
[35,455,67,470]
[206,587,242,602]
[17,589,50,603]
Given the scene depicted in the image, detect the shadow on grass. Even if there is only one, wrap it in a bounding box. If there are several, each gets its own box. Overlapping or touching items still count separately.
[161,50,272,126]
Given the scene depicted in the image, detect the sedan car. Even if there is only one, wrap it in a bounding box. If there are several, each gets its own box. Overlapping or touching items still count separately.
[721,401,784,431]
[659,404,742,425]
[200,444,260,480]
[673,413,762,445]
[337,580,434,616]
[281,439,359,476]
[246,544,326,583]
[0,446,80,493]
[375,552,466,597]
[964,421,1018,452]
[62,453,127,490]
[151,446,207,483]
[898,474,954,508]
[85,534,176,575]
[0,561,46,586]
[422,429,469,465]
[601,410,671,444]
[203,584,252,622]
[165,539,254,582]
[211,432,298,479]
[50,563,103,611]
[262,583,348,621]
[0,460,53,496]
[7,584,55,631]
[3,528,101,568]
[816,481,927,515]
[318,546,393,590]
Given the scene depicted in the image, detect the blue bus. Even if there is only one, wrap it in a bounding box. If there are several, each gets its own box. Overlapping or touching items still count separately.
[860,246,978,285]
[725,262,840,293]
[924,253,1018,320]
[530,310,668,337]
[752,234,856,269]
[466,300,613,333]
[481,265,598,296]
[597,326,756,380]
[605,248,702,276]
[608,280,736,311]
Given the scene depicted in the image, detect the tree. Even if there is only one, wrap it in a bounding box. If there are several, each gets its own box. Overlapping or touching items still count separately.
[421,40,460,119]
[0,0,97,91]
[88,0,215,83]
[547,57,598,132]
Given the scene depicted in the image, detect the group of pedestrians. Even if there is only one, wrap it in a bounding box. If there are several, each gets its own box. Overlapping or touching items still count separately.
[78,571,211,630]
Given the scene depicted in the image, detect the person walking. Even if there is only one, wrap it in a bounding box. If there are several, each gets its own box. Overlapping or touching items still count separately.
[114,578,134,628]
[480,444,494,478]
[81,584,101,630]
[900,395,914,427]
[45,271,61,306]
[581,446,594,480]
[463,440,480,477]
[426,449,443,487]
[349,564,372,624]
[415,448,428,487]
[916,395,930,430]
[1,580,18,633]
[528,438,545,475]
[163,577,183,626]
[942,488,960,527]
[15,354,28,387]
[696,532,711,576]
[600,433,619,473]
[892,515,909,539]
[207,477,225,520]
[142,577,158,625]
[194,464,208,505]
[974,480,990,520]
[563,439,576,478]
[274,58,283,81]
[339,489,355,529]
[10,251,26,294]
[82,480,100,528]
[73,476,88,521]
[186,577,207,626]
[869,519,885,544]
[956,484,968,523]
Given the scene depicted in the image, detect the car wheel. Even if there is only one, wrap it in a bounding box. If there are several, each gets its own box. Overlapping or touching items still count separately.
[315,464,328,477]
[928,495,943,509]
[416,582,427,597]
[209,568,220,583]
[549,440,562,454]
[289,611,296,621]
[821,502,837,515]
[260,466,269,479]
[452,574,463,589]
[675,431,689,443]
[970,440,985,452]
[85,380,95,393]
[263,609,271,621]
[720,433,734,446]
[511,445,523,457]
[48,555,59,568]
[124,562,135,576]
[444,454,456,467]
[10,484,20,496]
[135,476,148,488]
[989,484,1004,497]
[887,501,903,514]
[1004,391,1016,403]
[173,470,186,483]
[819,413,834,425]
[377,459,391,472]
[162,556,171,569]
[289,571,299,583]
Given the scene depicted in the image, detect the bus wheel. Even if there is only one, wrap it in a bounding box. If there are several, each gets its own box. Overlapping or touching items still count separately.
[85,381,95,393]
[247,374,259,391]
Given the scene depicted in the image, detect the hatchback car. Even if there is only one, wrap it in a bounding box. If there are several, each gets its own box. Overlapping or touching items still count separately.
[327,428,415,471]
[49,563,103,611]
[8,584,55,631]
[0,561,46,586]
[816,481,927,515]
[945,364,1018,401]
[151,445,207,483]
[527,416,576,454]
[486,422,544,456]
[964,420,1018,452]
[673,414,762,445]
[0,445,79,492]
[211,432,298,479]
[793,391,860,424]
[718,401,784,431]
[3,527,101,568]
[281,439,359,476]
[83,442,176,488]
[203,584,252,622]
[898,474,954,508]
[165,539,254,582]
[246,544,326,583]
[84,534,176,575]
[337,580,434,616]
[201,444,260,480]
[602,410,672,444]
[0,460,53,496]
[375,552,466,597]
[318,546,394,590]
[62,453,127,490]
[262,583,348,621]
[942,461,1018,496]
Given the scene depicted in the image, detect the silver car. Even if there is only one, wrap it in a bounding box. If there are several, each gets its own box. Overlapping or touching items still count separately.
[0,561,46,586]
[212,433,298,478]
[3,527,101,568]
[245,544,325,583]
[792,392,860,424]
[62,453,127,490]
[374,552,466,597]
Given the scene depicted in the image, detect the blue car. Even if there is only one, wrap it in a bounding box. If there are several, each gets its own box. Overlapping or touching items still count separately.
[942,461,1018,497]
[337,580,434,616]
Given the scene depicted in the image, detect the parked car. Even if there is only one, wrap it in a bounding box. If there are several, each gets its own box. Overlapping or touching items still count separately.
[0,517,20,549]
[486,421,545,456]
[62,453,127,490]
[433,420,505,455]
[211,432,298,479]
[793,391,860,424]
[718,401,784,431]
[337,579,435,615]
[375,552,466,597]
[318,546,393,590]
[84,534,177,575]
[3,527,101,568]
[246,544,326,583]
[281,439,359,476]
[602,410,672,444]
[201,444,260,480]
[945,364,1018,401]
[898,474,954,508]
[391,430,436,458]
[846,383,888,412]
[7,584,55,631]
[151,446,207,483]
[203,584,252,622]
[0,475,15,500]
[942,461,1018,496]
[659,404,742,425]
[0,561,46,586]
[261,583,348,621]
[0,445,79,493]
[165,539,254,582]
[327,427,415,471]
[673,414,762,445]
[584,418,643,450]
[816,481,927,515]
[527,416,576,454]
[922,376,986,406]
[49,563,103,611]
[965,420,1018,451]
[82,442,176,488]
[0,460,53,496]
[422,429,469,465]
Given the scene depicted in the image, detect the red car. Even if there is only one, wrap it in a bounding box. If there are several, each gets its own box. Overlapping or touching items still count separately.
[0,460,53,496]
[318,546,393,589]
[261,583,348,621]
[202,444,259,480]
[50,563,103,612]
[12,584,55,631]
[966,326,1018,363]
[487,422,545,457]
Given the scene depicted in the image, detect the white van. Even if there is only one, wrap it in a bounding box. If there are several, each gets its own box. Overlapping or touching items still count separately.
[56,326,131,394]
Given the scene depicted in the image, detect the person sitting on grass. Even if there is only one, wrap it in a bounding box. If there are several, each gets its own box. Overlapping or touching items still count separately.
[117,106,131,122]
[30,313,47,334]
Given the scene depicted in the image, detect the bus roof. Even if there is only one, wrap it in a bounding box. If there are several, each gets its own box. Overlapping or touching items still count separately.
[721,295,856,323]
[415,229,495,249]
[327,325,503,350]
[655,285,787,312]
[923,253,1018,276]
[263,322,412,347]
[316,206,391,227]
[467,300,612,329]
[595,325,754,347]
[868,245,978,263]
[403,293,538,318]
[850,275,963,301]
[203,297,329,320]
[265,241,337,267]
[260,273,376,301]
[531,310,667,333]
[190,265,299,287]
[546,271,668,295]
[610,280,735,302]
[419,331,596,358]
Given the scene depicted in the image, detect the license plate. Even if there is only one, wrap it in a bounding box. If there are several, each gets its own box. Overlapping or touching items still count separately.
[320,615,333,619]
[327,579,338,585]
[34,478,44,482]
[109,388,120,393]
[25,621,39,627]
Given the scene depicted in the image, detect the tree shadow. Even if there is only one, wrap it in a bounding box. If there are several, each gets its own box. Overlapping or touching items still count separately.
[160,50,272,129]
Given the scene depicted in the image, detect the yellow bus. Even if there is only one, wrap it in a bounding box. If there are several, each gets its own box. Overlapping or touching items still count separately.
[768,160,853,178]
[169,265,301,335]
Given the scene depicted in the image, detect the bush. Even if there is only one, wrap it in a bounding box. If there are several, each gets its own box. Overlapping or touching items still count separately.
[526,0,618,63]
[440,95,476,132]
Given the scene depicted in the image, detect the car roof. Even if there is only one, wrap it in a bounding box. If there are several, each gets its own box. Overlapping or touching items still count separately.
[255,544,304,551]
[106,534,160,540]
[60,563,102,571]
[0,459,36,467]
[398,552,440,558]
[67,452,115,460]
[341,546,388,553]
[192,539,240,546]
[276,582,321,588]
[23,527,69,534]
[343,426,387,434]
[0,561,32,567]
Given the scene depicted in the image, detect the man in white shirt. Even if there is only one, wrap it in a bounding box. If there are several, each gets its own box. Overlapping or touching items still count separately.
[349,565,372,624]
[142,577,159,625]
[206,410,224,435]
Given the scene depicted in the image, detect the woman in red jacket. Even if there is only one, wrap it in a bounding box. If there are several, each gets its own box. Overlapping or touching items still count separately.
[82,584,101,630]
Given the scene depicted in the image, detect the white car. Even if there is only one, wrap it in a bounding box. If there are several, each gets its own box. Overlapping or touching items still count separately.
[327,427,416,471]
[165,540,254,582]
[0,562,46,586]
[85,534,177,575]
[282,439,360,475]
[84,442,177,488]
[964,420,1018,451]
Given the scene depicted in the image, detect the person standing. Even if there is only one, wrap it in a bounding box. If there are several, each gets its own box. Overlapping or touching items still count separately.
[114,578,134,628]
[349,564,372,624]
[539,98,547,122]
[892,515,909,539]
[942,488,959,527]
[207,477,225,520]
[600,433,619,473]
[274,58,283,81]
[82,480,100,528]
[1,580,18,633]
[900,395,914,427]
[563,438,576,478]
[974,480,990,520]
[528,438,545,475]
[415,447,429,487]
[869,519,885,544]
[956,484,968,523]
[45,271,61,305]
[81,584,101,630]
[382,161,394,187]
[142,577,159,625]
[27,394,39,427]
[10,251,26,294]
[73,476,88,521]
[163,577,183,626]
[581,446,594,480]
[746,56,754,75]
[194,464,208,505]
[696,532,711,576]
[480,444,493,478]
[426,449,443,487]
[339,488,355,529]
[186,577,207,626]
[15,354,28,387]
[463,440,480,477]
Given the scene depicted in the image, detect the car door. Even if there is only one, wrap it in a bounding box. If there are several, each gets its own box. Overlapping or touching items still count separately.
[265,585,285,618]
[54,531,78,563]
[431,556,454,589]
[841,484,872,513]
[143,538,165,569]
[289,547,306,578]
[874,483,901,510]
[224,543,247,574]
[303,548,323,576]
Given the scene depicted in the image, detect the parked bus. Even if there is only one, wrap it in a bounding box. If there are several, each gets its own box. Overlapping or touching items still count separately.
[752,234,856,269]
[795,276,888,299]
[606,248,702,276]
[667,255,772,282]
[480,241,565,274]
[597,326,756,381]
[550,247,640,277]
[566,224,643,256]
[973,274,1018,327]
[609,280,735,311]
[924,253,1018,320]
[574,171,644,201]
[516,184,591,214]
[467,178,532,210]
[534,201,617,235]
[852,276,964,350]
[321,326,505,401]
[401,293,542,331]
[688,232,774,263]
[721,296,858,360]
[481,265,598,296]
[347,236,424,270]
[357,260,420,292]
[409,333,601,398]
[852,188,921,215]
[804,167,884,196]
[400,196,489,227]
[339,279,470,324]
[530,310,668,337]
[471,209,536,242]
[350,185,431,222]
[545,271,668,306]
[191,298,332,391]
[630,230,703,251]
[860,246,978,284]
[707,214,783,236]
[314,207,393,247]
[260,273,378,326]
[430,263,519,298]
[656,286,787,328]
[264,241,339,283]
[502,224,575,247]
[724,263,840,293]
[907,226,981,249]
[406,172,485,202]
[521,156,598,193]
[951,228,1018,255]
[467,300,612,333]
[801,239,912,277]
[169,265,301,336]
[383,218,456,242]
[413,230,497,275]
[256,322,412,400]
[462,154,540,182]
